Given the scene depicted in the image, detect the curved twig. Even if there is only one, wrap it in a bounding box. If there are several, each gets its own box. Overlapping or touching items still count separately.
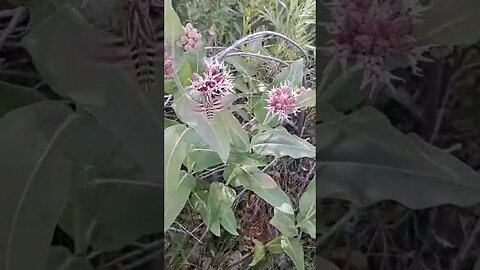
[224,52,289,66]
[215,31,309,66]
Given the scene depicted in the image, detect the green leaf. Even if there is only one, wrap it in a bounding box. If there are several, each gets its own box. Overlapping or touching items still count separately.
[253,92,279,127]
[165,0,184,58]
[265,236,283,254]
[46,246,93,270]
[319,70,363,108]
[273,58,305,87]
[0,101,107,270]
[0,81,44,117]
[269,209,297,238]
[207,182,238,236]
[165,125,196,231]
[0,101,75,270]
[62,178,164,251]
[317,107,480,209]
[218,110,250,152]
[24,4,164,182]
[296,178,316,238]
[252,126,315,159]
[234,166,294,214]
[418,0,480,46]
[296,89,315,108]
[249,241,266,267]
[173,95,231,162]
[226,56,255,77]
[281,236,305,270]
[164,119,178,129]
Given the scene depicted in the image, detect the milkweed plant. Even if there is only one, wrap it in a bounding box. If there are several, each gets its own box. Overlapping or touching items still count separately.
[164,0,315,268]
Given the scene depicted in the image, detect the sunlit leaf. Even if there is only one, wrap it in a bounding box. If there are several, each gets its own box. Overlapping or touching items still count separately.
[249,241,266,267]
[234,166,294,214]
[270,209,297,238]
[296,178,316,238]
[173,95,231,162]
[281,236,305,270]
[164,125,196,231]
[252,126,315,159]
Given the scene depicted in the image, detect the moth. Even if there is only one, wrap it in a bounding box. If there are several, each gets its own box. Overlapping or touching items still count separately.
[190,92,237,121]
[91,0,163,91]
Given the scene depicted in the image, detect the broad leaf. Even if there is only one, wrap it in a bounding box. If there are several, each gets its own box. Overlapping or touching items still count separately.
[317,107,480,209]
[24,4,164,182]
[281,237,305,270]
[207,182,238,236]
[219,110,250,152]
[62,178,164,251]
[418,0,480,46]
[0,101,76,270]
[164,0,184,59]
[234,166,294,214]
[265,236,283,254]
[296,89,315,107]
[0,81,44,117]
[273,58,305,87]
[46,246,92,270]
[316,256,341,270]
[249,241,266,267]
[296,178,316,238]
[0,101,133,270]
[269,209,297,238]
[165,125,196,231]
[252,126,315,159]
[173,95,231,162]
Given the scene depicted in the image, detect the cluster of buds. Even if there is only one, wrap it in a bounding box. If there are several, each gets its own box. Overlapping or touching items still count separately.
[322,0,434,91]
[177,23,202,51]
[164,49,174,79]
[189,58,234,105]
[266,82,310,122]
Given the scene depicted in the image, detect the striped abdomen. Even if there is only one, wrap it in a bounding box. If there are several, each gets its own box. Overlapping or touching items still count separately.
[130,41,155,92]
[194,97,225,121]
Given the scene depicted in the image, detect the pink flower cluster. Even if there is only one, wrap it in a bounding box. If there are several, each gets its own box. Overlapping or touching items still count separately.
[323,0,434,91]
[190,58,234,104]
[177,23,202,51]
[266,83,309,122]
[164,49,174,79]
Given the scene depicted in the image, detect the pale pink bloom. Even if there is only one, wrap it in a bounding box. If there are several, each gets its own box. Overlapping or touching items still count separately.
[322,0,435,92]
[164,49,174,79]
[265,83,302,122]
[177,23,202,51]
